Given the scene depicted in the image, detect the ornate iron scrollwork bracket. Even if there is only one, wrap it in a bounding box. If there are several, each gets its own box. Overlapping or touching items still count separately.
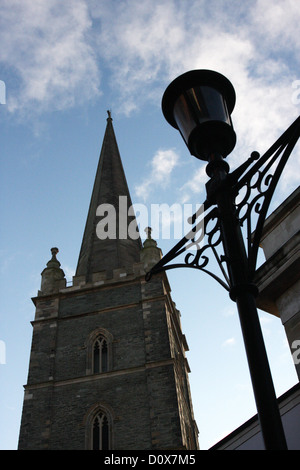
[146,115,300,291]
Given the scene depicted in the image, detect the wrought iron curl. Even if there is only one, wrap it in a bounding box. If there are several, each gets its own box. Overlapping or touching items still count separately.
[233,115,300,279]
[147,115,300,291]
[148,203,230,290]
[184,206,230,287]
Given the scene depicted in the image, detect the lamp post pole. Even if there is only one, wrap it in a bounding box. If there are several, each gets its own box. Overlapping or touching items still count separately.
[206,153,287,450]
[146,69,300,450]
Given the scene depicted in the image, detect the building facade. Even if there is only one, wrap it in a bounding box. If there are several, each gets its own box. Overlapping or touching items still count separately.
[18,114,199,450]
[256,185,300,381]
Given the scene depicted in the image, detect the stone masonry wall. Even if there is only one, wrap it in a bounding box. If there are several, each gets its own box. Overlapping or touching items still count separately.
[19,268,193,449]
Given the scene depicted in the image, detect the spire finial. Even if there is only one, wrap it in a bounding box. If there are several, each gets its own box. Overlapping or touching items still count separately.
[46,247,61,268]
[40,247,66,295]
[107,109,112,121]
[145,227,152,239]
[141,227,161,268]
[51,247,59,258]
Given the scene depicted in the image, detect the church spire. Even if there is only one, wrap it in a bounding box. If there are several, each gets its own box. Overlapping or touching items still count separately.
[75,112,142,281]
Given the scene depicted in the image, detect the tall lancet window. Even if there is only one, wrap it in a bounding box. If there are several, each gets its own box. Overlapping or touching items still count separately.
[92,411,110,450]
[86,328,112,376]
[93,336,108,373]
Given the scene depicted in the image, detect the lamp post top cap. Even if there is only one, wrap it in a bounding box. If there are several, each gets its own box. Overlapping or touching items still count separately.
[162,69,236,128]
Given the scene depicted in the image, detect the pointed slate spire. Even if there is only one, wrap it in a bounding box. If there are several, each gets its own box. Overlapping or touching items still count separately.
[76,112,142,281]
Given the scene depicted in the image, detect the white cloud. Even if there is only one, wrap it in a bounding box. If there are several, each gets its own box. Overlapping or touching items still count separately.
[179,166,208,203]
[222,337,236,347]
[135,148,180,201]
[93,0,258,113]
[258,313,274,339]
[2,1,300,121]
[259,314,273,325]
[222,305,236,318]
[251,0,300,51]
[0,0,101,113]
[90,0,300,199]
[1,0,300,200]
[63,265,76,283]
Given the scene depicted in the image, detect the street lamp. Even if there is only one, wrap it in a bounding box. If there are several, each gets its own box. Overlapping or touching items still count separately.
[147,69,300,450]
[161,69,236,161]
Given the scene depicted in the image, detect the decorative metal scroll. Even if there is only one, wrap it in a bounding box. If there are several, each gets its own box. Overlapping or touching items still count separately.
[232,115,300,280]
[146,200,230,290]
[146,115,300,290]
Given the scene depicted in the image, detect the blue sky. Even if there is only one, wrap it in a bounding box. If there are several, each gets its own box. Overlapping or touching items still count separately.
[0,0,299,450]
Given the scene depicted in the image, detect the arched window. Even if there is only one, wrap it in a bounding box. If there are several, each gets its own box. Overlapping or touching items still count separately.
[85,405,114,450]
[93,336,108,373]
[92,411,110,450]
[86,328,113,375]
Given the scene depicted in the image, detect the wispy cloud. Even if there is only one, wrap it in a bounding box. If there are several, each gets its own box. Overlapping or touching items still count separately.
[179,166,208,203]
[135,148,180,201]
[222,337,236,348]
[259,313,274,338]
[91,0,300,198]
[2,1,300,124]
[1,0,299,196]
[0,0,101,113]
[63,265,76,284]
[222,305,237,318]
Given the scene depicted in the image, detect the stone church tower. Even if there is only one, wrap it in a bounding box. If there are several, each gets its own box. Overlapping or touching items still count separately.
[18,113,199,450]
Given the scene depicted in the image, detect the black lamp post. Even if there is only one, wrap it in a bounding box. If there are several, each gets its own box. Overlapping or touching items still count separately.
[147,69,300,450]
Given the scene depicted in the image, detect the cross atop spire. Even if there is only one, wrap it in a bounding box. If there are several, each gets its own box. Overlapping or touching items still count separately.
[75,113,142,281]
